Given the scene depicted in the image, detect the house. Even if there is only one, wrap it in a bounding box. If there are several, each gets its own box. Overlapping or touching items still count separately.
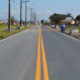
[0,20,7,24]
[0,20,4,24]
[62,17,75,24]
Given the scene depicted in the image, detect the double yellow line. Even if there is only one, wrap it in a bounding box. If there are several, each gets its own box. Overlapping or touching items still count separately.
[35,29,49,80]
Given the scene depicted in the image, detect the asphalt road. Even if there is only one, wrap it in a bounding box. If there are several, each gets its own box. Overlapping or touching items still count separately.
[0,26,80,80]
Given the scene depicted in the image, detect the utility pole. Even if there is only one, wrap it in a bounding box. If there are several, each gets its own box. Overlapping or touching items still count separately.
[25,2,27,26]
[8,0,11,31]
[20,0,22,27]
[33,12,36,25]
[30,8,33,24]
[23,0,30,26]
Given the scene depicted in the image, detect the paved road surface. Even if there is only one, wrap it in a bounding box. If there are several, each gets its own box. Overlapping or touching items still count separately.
[0,26,80,80]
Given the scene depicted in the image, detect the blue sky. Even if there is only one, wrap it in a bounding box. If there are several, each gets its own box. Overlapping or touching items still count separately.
[0,0,80,21]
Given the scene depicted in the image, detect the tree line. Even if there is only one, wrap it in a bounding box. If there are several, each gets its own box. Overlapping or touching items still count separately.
[41,13,80,25]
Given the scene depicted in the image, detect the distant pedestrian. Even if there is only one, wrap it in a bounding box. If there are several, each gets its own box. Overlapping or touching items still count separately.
[60,24,66,33]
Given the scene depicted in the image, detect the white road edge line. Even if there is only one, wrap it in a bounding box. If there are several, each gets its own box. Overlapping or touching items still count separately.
[57,31,80,42]
[50,27,80,42]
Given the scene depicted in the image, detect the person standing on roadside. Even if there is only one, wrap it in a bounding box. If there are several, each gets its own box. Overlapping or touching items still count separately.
[60,24,66,33]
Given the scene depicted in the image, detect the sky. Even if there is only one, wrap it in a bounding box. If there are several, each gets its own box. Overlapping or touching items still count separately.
[0,0,80,21]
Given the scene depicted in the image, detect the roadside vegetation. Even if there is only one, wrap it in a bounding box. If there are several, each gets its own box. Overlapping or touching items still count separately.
[40,13,80,40]
[0,23,31,40]
[66,26,80,33]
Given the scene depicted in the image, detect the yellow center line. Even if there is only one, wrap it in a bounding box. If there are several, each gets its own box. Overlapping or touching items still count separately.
[35,28,49,80]
[41,30,49,80]
[35,29,41,80]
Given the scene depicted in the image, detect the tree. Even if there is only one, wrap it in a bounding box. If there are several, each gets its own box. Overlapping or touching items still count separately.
[41,19,45,24]
[11,16,17,25]
[75,15,80,25]
[49,13,67,24]
[76,15,80,21]
[67,13,72,17]
[45,20,48,25]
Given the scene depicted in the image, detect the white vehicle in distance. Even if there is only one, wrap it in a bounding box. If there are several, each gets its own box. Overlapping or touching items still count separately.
[51,25,55,28]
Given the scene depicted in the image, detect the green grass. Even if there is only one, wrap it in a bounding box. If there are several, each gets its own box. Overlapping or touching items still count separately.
[0,24,7,31]
[0,24,19,31]
[0,24,32,40]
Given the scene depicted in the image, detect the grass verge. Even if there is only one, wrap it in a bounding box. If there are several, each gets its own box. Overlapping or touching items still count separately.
[0,25,32,40]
